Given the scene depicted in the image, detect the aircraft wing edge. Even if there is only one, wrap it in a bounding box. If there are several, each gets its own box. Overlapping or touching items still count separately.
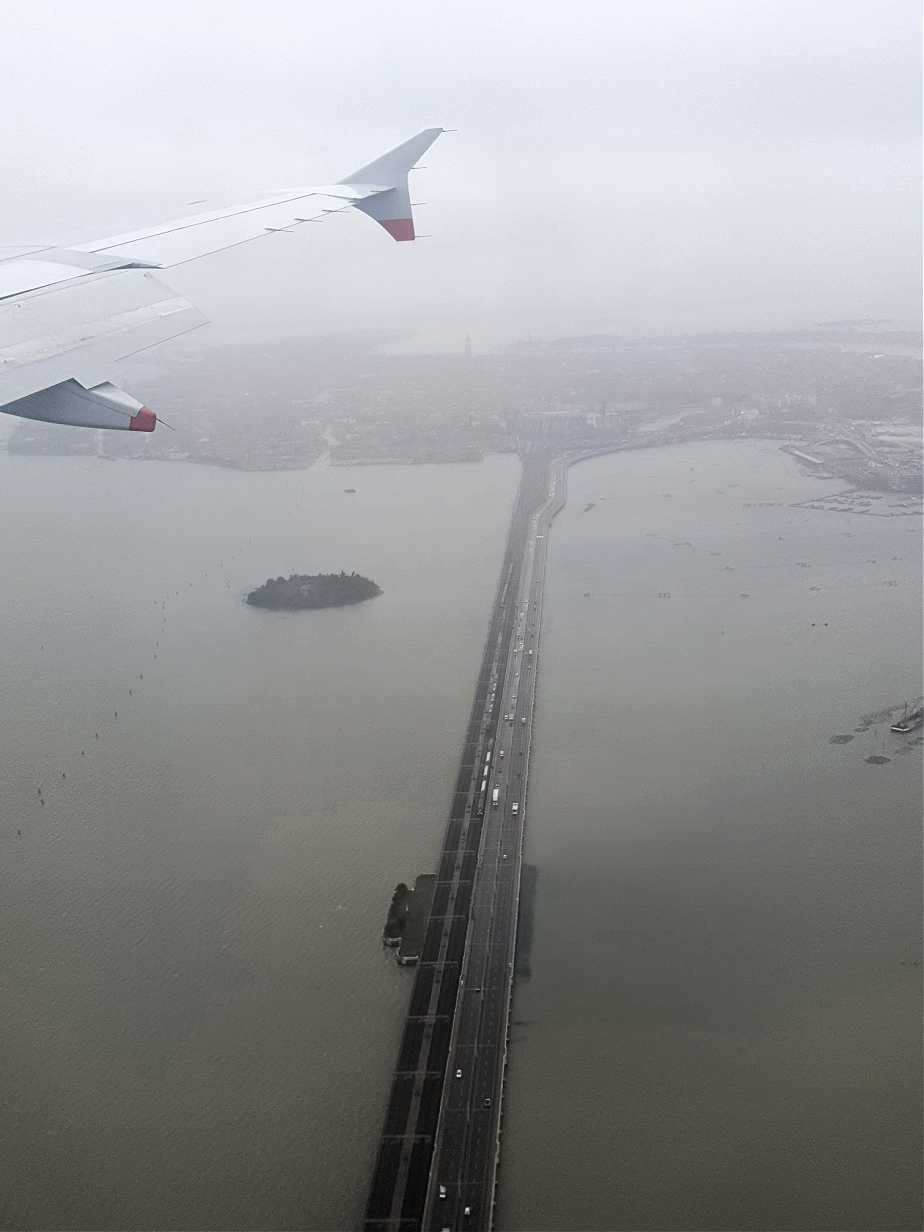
[0,270,205,433]
[0,128,445,433]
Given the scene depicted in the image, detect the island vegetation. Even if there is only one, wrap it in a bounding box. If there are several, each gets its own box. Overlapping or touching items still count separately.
[383,882,410,946]
[380,876,436,963]
[246,570,382,611]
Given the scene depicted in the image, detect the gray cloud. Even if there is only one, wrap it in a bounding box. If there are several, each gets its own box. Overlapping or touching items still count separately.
[1,0,920,342]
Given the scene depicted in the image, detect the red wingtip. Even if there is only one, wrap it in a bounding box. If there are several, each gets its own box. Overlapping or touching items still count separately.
[129,407,156,432]
[380,218,415,242]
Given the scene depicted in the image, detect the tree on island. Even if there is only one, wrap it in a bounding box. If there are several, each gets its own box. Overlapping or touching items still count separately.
[246,570,382,611]
[383,882,410,944]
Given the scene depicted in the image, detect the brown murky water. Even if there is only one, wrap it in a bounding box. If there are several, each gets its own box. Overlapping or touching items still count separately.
[499,441,922,1232]
[0,452,517,1230]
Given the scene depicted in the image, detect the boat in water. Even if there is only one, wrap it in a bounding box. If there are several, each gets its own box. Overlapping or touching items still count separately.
[891,704,924,733]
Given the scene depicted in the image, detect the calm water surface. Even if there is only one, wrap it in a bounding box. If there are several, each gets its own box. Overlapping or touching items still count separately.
[499,441,922,1232]
[2,441,920,1232]
[0,451,517,1230]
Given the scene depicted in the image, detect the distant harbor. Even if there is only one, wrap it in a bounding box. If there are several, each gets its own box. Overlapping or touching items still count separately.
[7,331,920,498]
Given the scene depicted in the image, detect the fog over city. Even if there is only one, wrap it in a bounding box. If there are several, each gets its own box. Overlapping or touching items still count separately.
[2,0,920,344]
[1,4,921,1232]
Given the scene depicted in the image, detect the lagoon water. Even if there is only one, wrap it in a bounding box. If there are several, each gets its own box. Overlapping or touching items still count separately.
[1,440,920,1231]
[498,441,922,1232]
[0,451,516,1230]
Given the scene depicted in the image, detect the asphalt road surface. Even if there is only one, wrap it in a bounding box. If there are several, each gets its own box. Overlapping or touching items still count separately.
[365,456,565,1232]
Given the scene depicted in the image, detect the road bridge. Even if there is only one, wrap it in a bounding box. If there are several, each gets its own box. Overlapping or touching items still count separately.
[364,455,566,1232]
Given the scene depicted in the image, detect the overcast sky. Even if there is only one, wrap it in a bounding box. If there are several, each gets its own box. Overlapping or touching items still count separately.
[1,0,920,347]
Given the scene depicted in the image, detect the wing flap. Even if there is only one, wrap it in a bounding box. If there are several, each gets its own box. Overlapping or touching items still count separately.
[0,270,205,407]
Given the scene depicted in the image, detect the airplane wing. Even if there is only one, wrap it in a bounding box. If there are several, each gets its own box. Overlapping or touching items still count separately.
[0,128,444,433]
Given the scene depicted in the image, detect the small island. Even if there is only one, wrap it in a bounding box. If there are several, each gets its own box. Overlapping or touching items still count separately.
[246,570,382,611]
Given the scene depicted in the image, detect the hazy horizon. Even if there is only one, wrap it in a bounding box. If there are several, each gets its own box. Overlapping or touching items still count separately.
[1,0,920,347]
[1,5,920,1228]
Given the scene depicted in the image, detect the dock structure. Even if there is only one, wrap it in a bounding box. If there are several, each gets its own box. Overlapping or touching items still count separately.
[364,454,567,1231]
[395,875,436,966]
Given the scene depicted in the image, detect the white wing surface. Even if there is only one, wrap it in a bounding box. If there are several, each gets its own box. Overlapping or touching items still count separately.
[0,128,443,432]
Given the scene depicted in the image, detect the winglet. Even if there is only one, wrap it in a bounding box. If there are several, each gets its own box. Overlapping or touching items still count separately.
[339,128,444,241]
